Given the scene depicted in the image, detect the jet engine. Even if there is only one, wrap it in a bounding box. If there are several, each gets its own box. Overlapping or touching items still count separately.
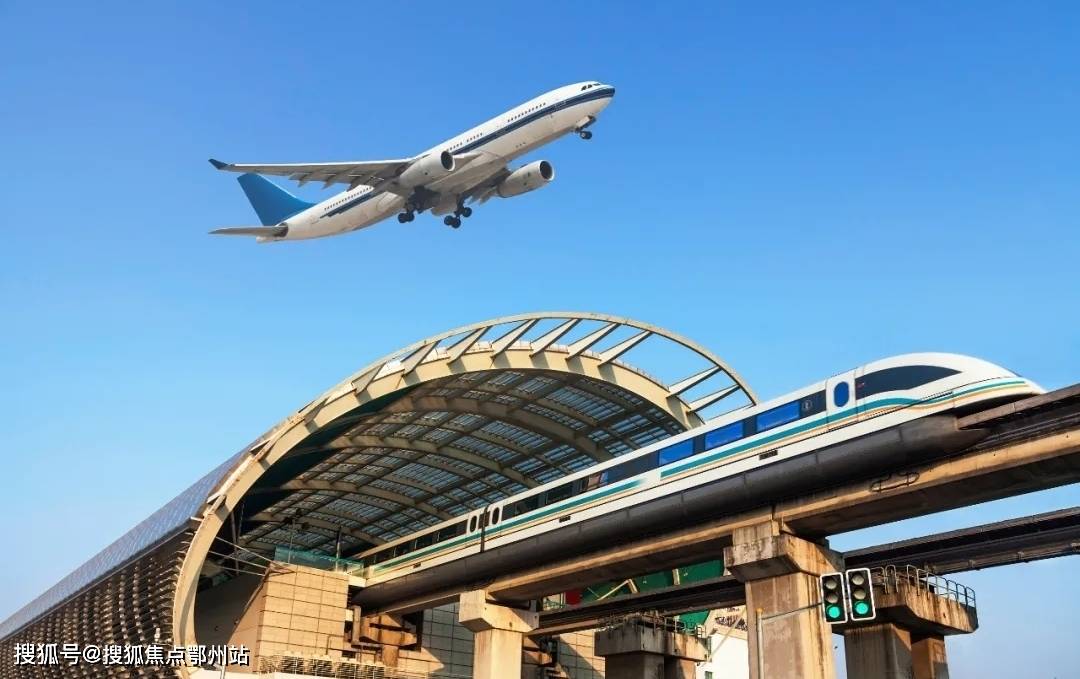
[496,160,555,198]
[396,150,455,188]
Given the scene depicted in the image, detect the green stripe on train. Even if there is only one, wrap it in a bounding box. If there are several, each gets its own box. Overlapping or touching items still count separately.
[661,379,1023,479]
[374,479,642,572]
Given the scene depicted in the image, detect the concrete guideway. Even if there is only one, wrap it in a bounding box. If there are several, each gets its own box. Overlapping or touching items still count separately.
[534,504,1080,634]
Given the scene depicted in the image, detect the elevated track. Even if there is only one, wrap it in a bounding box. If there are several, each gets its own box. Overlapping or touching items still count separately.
[370,384,1080,615]
[534,504,1080,636]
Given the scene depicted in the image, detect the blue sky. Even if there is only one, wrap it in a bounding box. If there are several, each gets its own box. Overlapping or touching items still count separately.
[1,1,1077,675]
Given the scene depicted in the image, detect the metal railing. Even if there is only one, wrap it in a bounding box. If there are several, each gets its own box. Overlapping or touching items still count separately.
[273,546,367,575]
[599,611,705,637]
[256,654,470,678]
[874,565,977,609]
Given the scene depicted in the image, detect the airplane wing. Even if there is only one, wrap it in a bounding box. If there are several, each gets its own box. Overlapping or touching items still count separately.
[209,152,485,191]
[209,158,410,190]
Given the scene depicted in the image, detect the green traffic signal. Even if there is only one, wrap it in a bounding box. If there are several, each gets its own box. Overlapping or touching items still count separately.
[846,568,876,621]
[819,573,848,624]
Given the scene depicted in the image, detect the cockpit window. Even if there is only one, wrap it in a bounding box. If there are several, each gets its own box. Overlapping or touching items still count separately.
[855,365,960,399]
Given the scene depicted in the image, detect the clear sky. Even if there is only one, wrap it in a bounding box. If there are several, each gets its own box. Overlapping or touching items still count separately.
[1,1,1077,675]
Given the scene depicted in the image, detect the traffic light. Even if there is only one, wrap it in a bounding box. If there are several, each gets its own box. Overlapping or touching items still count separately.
[819,572,847,623]
[846,568,876,621]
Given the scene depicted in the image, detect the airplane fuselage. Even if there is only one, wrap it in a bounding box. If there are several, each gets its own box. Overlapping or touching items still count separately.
[270,82,614,240]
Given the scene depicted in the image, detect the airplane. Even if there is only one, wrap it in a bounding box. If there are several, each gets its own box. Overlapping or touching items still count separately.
[208,80,615,242]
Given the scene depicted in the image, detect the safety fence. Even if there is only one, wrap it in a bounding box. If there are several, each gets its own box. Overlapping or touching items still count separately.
[273,546,366,575]
[598,611,705,637]
[874,565,977,609]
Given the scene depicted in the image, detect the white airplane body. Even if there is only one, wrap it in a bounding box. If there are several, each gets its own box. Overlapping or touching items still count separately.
[210,81,615,242]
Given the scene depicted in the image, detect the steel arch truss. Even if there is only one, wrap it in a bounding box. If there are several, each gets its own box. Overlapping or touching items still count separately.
[203,313,756,572]
[0,312,756,678]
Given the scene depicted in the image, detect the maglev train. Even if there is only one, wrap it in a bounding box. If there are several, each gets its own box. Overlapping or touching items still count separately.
[351,353,1041,607]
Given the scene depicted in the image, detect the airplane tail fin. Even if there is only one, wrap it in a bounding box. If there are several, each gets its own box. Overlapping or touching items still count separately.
[236,173,315,226]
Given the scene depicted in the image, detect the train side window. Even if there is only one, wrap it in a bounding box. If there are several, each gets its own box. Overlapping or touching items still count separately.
[415,532,434,549]
[393,541,412,558]
[581,470,609,492]
[704,421,743,450]
[506,494,540,520]
[658,439,694,466]
[800,391,826,416]
[855,366,960,399]
[436,522,465,543]
[755,401,801,432]
[468,516,478,533]
[544,482,574,506]
[491,507,501,524]
[608,452,658,483]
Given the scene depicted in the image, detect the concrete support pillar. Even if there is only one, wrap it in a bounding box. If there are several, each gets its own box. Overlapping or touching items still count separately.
[911,634,949,679]
[594,616,707,679]
[843,622,913,679]
[665,656,698,679]
[605,652,664,679]
[839,571,972,679]
[457,589,537,679]
[724,520,843,679]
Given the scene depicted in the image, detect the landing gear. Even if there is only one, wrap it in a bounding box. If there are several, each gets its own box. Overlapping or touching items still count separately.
[397,211,415,223]
[443,202,471,228]
[578,130,593,140]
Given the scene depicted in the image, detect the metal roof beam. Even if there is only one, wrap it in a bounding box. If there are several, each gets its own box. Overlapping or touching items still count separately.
[565,323,618,359]
[278,479,452,520]
[444,327,488,363]
[345,435,539,488]
[529,319,580,356]
[687,384,742,413]
[669,366,722,396]
[598,331,651,366]
[382,395,612,462]
[490,319,539,356]
[247,512,384,545]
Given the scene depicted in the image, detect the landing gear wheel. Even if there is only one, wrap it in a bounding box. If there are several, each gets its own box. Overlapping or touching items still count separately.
[579,130,593,140]
[398,211,415,223]
[460,206,473,218]
[444,216,462,228]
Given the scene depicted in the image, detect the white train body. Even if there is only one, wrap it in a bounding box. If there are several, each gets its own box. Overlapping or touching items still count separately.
[352,353,1041,598]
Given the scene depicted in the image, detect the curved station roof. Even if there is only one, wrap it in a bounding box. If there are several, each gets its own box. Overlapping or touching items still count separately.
[0,312,756,659]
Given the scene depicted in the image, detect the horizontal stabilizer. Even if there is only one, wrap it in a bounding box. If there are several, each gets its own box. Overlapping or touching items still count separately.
[209,225,288,238]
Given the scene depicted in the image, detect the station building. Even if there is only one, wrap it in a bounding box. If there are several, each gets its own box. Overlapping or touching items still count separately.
[0,312,758,679]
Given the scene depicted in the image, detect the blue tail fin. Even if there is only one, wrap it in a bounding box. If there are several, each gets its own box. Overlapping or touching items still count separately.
[236,173,315,226]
